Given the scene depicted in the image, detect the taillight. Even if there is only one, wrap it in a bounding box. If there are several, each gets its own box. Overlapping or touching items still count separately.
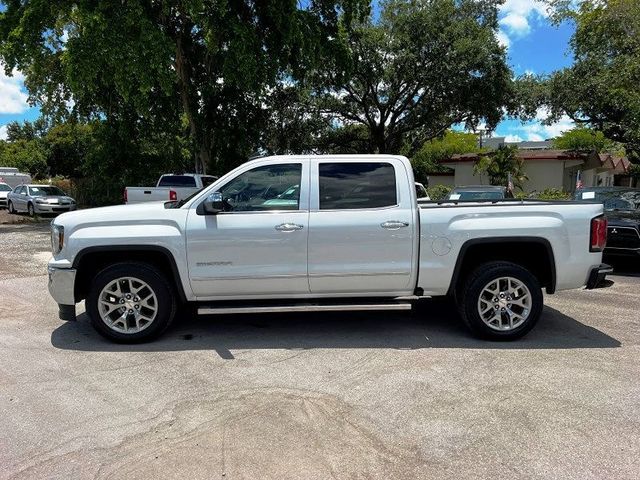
[123,188,127,203]
[169,190,177,201]
[590,215,607,252]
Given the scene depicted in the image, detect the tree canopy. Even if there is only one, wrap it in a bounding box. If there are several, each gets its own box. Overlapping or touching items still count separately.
[314,0,511,154]
[543,0,640,161]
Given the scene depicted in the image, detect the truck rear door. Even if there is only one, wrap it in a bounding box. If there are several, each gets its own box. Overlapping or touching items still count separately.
[308,158,417,294]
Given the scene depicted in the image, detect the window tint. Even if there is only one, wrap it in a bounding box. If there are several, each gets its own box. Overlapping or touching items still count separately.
[158,175,197,187]
[15,186,24,194]
[319,162,397,210]
[218,163,302,211]
[0,184,12,192]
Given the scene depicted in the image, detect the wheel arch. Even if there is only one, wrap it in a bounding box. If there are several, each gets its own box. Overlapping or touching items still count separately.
[448,236,556,298]
[72,245,187,303]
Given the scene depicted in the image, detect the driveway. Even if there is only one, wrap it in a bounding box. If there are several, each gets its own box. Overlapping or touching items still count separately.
[1,223,639,479]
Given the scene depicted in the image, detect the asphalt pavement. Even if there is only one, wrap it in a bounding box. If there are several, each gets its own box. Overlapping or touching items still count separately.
[0,221,639,479]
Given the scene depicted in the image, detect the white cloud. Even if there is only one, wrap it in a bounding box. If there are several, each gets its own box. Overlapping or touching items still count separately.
[496,30,511,48]
[500,13,531,36]
[504,134,523,142]
[519,110,575,141]
[0,62,29,114]
[498,0,548,48]
[0,125,7,141]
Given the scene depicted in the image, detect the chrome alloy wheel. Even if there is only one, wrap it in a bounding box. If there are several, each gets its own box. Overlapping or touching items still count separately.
[477,276,532,331]
[98,277,158,334]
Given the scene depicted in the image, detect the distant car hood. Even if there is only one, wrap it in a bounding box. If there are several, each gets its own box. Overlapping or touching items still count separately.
[604,209,640,230]
[33,195,74,203]
[0,191,9,199]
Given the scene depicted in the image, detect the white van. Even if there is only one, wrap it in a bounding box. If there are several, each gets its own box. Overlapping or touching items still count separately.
[0,167,32,189]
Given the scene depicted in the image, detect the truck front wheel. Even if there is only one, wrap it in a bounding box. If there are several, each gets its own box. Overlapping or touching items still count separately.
[459,262,543,340]
[87,263,176,343]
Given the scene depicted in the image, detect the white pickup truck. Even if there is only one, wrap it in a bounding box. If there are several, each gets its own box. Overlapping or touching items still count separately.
[124,173,218,204]
[48,155,611,343]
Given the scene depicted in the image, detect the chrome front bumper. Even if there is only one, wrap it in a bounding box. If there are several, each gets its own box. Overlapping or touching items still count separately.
[48,267,76,305]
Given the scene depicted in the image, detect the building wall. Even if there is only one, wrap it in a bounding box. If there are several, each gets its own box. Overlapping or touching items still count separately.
[426,175,454,188]
[447,161,567,192]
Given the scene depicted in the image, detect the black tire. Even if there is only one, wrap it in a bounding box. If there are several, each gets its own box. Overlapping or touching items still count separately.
[458,261,543,340]
[87,262,177,343]
[7,201,15,214]
[27,202,35,217]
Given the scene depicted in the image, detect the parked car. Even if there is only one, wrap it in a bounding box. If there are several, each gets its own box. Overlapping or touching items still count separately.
[0,182,12,208]
[575,186,640,257]
[48,154,610,343]
[125,173,218,204]
[7,184,76,216]
[446,185,513,201]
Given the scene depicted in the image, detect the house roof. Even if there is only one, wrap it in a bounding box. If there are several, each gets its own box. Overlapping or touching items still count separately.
[598,153,630,173]
[442,149,588,163]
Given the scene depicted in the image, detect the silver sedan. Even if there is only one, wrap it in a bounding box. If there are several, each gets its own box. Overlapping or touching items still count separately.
[7,184,77,216]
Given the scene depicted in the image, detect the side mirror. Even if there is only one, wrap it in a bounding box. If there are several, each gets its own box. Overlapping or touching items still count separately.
[201,192,225,214]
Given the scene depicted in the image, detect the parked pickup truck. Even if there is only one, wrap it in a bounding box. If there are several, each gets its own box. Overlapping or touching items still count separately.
[124,173,218,204]
[48,155,611,343]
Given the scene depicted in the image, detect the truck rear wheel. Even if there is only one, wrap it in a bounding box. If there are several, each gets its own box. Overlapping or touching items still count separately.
[459,262,543,340]
[86,262,176,343]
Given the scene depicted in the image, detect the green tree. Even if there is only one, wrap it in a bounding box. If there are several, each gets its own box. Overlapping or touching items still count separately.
[314,0,512,154]
[0,0,369,174]
[473,145,528,190]
[552,127,616,153]
[544,0,640,161]
[410,130,479,182]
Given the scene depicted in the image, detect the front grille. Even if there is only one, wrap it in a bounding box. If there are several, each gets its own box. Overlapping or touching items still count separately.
[52,207,70,212]
[607,226,640,249]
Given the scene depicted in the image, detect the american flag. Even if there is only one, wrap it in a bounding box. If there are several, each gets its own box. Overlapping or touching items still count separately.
[575,170,583,190]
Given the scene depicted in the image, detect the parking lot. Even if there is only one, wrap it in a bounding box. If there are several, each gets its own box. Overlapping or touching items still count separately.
[1,219,639,480]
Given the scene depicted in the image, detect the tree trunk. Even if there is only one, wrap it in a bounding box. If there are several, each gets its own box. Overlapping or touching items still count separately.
[175,30,209,174]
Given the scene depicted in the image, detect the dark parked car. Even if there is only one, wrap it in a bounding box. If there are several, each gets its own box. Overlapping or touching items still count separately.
[575,187,640,257]
[446,185,513,201]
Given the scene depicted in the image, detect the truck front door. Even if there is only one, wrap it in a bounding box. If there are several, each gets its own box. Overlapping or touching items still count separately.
[186,161,310,298]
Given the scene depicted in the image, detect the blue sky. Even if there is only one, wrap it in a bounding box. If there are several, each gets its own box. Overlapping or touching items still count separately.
[0,0,576,142]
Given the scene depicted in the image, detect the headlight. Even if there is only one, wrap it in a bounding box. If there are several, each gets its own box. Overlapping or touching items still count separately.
[35,198,47,204]
[51,224,64,254]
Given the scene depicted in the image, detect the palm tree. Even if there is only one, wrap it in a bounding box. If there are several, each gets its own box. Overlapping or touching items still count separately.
[473,145,528,190]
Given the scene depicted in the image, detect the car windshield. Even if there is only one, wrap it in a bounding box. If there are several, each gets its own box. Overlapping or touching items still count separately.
[0,184,12,192]
[450,191,503,201]
[575,188,640,211]
[29,186,65,196]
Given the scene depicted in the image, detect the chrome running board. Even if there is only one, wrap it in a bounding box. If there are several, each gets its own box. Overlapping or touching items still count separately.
[197,302,412,315]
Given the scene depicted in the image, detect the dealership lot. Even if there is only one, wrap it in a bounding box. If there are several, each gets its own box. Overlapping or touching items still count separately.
[1,221,639,480]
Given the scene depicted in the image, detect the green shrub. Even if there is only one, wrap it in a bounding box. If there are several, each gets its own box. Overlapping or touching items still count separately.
[535,188,572,200]
[427,184,452,201]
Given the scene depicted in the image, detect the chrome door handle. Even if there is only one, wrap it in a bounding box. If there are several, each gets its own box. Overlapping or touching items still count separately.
[380,220,409,230]
[275,223,304,232]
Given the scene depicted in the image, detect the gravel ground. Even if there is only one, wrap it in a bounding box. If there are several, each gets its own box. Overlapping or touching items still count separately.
[0,223,639,479]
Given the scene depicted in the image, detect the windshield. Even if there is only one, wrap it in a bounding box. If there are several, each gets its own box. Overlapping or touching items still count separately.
[575,189,640,211]
[29,186,65,196]
[449,191,503,201]
[158,175,197,187]
[0,184,12,192]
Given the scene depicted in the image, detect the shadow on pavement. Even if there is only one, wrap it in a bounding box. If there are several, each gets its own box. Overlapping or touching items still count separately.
[51,298,621,358]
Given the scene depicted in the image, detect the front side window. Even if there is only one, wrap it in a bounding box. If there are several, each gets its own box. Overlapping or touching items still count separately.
[218,163,302,212]
[319,162,397,210]
[201,176,218,187]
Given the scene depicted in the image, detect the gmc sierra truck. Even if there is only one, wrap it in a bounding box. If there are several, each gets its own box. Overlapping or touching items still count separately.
[124,173,218,204]
[48,155,611,343]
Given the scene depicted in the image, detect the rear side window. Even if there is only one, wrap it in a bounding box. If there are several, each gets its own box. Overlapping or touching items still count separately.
[319,162,397,210]
[158,175,197,187]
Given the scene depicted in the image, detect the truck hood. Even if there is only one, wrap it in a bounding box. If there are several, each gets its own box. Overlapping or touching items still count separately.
[54,201,181,229]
